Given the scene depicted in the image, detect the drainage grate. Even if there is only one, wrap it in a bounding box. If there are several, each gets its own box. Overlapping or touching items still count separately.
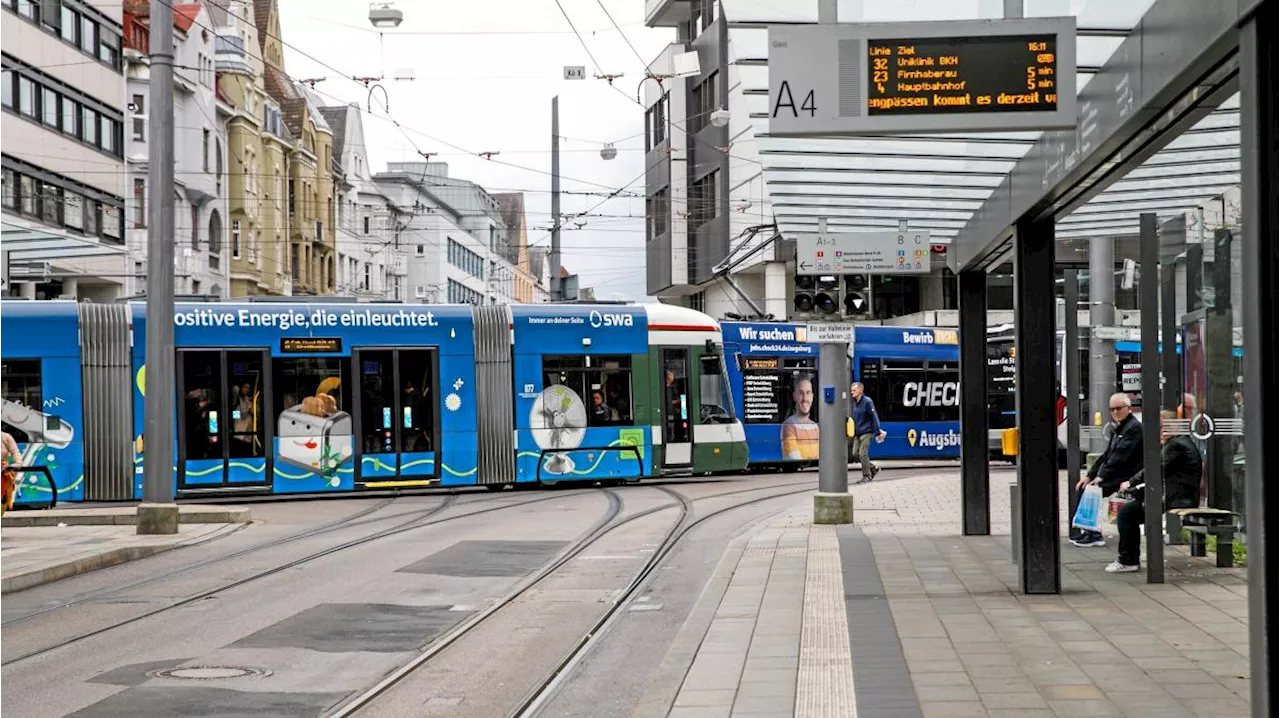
[149,666,271,680]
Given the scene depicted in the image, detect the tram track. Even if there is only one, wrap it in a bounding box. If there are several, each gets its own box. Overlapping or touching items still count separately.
[1,486,617,667]
[327,478,818,718]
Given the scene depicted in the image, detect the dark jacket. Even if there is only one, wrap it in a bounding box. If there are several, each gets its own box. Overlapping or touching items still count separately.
[850,395,882,437]
[1131,435,1202,509]
[1087,414,1143,494]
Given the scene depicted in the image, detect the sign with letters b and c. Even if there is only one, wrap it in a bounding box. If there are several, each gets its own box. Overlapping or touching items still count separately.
[767,17,1077,135]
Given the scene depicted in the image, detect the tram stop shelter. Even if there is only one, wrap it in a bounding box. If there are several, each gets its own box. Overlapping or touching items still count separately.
[737,0,1275,714]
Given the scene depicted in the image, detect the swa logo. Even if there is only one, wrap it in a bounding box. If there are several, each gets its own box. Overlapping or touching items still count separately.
[589,310,634,328]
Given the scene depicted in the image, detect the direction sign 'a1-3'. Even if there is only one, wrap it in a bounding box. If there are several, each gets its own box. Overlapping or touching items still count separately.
[796,231,932,275]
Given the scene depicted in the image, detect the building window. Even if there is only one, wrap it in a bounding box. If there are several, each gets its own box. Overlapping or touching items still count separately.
[690,171,718,227]
[690,72,718,133]
[1,168,14,209]
[62,97,78,137]
[231,220,241,258]
[60,6,76,44]
[363,215,370,234]
[190,205,199,248]
[1,70,12,109]
[416,243,425,257]
[414,284,425,299]
[645,92,669,150]
[17,76,36,117]
[133,178,145,227]
[40,87,58,127]
[202,129,210,172]
[81,106,96,144]
[79,15,95,55]
[99,114,117,154]
[40,182,62,226]
[363,262,370,291]
[647,188,670,241]
[208,211,222,255]
[215,139,222,193]
[287,178,294,216]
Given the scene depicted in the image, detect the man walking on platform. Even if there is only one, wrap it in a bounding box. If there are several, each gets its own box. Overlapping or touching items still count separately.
[849,382,886,484]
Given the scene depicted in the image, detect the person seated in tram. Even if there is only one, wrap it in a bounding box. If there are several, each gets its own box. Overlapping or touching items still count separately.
[590,390,613,426]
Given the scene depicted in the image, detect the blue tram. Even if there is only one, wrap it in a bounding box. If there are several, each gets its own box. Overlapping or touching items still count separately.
[0,301,748,506]
[721,321,961,465]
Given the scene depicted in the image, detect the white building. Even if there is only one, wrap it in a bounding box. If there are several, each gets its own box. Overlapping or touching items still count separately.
[320,103,394,300]
[122,0,230,298]
[2,0,130,300]
[374,162,520,306]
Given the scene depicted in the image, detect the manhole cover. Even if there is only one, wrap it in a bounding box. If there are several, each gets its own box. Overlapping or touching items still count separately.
[150,666,271,680]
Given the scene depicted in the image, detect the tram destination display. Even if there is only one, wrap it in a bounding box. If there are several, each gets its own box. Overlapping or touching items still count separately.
[768,17,1077,135]
[866,35,1057,116]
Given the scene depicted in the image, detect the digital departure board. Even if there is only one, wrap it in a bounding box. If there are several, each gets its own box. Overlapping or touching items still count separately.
[767,18,1077,135]
[866,35,1058,115]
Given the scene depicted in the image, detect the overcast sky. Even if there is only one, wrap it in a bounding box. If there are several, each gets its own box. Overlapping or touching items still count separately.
[277,0,677,301]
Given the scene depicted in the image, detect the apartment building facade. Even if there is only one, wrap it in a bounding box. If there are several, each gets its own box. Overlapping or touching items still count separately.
[2,0,129,300]
[374,162,520,306]
[122,0,230,298]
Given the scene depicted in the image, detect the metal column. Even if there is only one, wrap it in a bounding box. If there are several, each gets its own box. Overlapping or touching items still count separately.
[1013,218,1059,594]
[1064,269,1082,524]
[814,339,852,524]
[1139,213,1164,583]
[1239,3,1277,714]
[138,0,179,533]
[1206,228,1236,521]
[959,270,989,535]
[550,96,561,302]
[1089,237,1116,448]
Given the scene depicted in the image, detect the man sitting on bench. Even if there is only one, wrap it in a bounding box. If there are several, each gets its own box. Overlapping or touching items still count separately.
[1108,410,1201,573]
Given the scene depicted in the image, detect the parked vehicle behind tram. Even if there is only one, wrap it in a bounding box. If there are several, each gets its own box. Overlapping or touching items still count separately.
[0,300,747,507]
[721,321,962,467]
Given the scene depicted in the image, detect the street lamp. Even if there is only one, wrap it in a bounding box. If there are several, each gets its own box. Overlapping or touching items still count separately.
[710,108,730,128]
[368,3,403,28]
[600,143,617,161]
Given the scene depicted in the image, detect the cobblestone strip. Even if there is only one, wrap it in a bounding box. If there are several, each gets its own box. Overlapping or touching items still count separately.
[795,525,857,718]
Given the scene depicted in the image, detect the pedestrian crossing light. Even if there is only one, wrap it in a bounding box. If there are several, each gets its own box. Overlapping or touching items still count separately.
[815,275,839,315]
[843,274,870,318]
[793,274,816,317]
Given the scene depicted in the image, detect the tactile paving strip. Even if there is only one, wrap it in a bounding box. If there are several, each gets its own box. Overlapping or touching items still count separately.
[795,525,858,718]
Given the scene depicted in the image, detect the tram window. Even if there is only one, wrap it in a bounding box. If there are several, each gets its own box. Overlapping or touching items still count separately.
[542,355,633,426]
[227,352,265,459]
[878,360,928,423]
[399,350,434,452]
[925,360,960,422]
[741,357,817,424]
[1,359,43,444]
[360,350,395,454]
[182,352,222,460]
[698,354,734,424]
[274,357,349,420]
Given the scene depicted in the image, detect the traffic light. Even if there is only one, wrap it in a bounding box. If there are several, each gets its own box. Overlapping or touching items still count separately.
[814,275,839,315]
[843,274,871,318]
[793,274,815,316]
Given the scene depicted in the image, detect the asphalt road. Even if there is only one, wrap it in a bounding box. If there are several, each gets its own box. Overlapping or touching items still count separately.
[0,470,929,717]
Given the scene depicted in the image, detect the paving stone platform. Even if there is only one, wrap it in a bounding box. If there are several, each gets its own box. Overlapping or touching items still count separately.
[2,503,251,527]
[652,470,1252,718]
[1,521,246,594]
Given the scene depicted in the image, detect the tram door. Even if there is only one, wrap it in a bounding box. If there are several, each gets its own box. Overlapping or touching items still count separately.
[352,348,439,486]
[177,349,271,489]
[660,348,692,467]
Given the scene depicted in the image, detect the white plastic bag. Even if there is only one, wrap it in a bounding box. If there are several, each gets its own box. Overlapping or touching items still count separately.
[1072,484,1104,532]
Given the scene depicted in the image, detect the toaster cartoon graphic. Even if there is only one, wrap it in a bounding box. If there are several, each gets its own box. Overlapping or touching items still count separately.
[276,396,354,478]
[1,398,75,449]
